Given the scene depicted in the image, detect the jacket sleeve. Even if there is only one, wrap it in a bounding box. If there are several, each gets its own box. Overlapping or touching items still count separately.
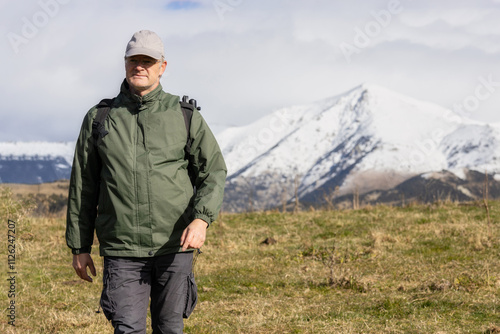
[65,109,101,254]
[188,110,227,226]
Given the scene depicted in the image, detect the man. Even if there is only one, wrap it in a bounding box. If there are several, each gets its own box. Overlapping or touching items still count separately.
[66,30,227,334]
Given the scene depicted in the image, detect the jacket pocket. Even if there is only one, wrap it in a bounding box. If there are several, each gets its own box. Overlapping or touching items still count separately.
[183,272,198,319]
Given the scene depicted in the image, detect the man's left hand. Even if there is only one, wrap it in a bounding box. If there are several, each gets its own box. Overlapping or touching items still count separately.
[180,218,208,251]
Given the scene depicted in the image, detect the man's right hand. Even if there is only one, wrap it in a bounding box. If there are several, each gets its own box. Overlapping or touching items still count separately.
[72,253,97,283]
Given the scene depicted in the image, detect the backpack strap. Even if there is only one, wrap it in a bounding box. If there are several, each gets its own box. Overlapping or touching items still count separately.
[179,95,201,156]
[92,98,114,146]
[180,95,201,186]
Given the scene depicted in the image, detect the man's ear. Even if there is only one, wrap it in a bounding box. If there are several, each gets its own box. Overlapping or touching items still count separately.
[159,60,167,77]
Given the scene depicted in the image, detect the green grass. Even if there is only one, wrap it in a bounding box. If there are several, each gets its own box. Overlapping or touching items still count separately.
[1,188,500,333]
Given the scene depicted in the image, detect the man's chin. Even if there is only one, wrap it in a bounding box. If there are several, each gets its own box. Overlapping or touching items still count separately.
[129,82,152,92]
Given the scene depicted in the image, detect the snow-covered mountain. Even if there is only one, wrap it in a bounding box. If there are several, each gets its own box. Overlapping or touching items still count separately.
[0,142,74,183]
[219,84,500,211]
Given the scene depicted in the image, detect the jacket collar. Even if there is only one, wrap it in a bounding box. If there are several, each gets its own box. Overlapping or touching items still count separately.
[120,79,163,107]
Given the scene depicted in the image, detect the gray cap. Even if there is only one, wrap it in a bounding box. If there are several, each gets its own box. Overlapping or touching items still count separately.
[125,30,164,60]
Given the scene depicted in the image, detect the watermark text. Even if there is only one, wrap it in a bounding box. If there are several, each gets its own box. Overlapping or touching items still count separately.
[339,0,405,63]
[213,0,244,21]
[6,219,17,326]
[6,0,71,54]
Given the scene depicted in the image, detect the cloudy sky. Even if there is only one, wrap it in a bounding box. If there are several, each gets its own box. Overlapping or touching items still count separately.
[1,0,499,142]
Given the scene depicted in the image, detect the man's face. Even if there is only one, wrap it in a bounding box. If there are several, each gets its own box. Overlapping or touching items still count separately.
[125,55,167,96]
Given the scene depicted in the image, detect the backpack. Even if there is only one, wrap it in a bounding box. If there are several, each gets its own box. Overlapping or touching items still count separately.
[91,95,201,184]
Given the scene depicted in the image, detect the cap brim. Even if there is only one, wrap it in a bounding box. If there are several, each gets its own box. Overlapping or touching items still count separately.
[125,47,162,60]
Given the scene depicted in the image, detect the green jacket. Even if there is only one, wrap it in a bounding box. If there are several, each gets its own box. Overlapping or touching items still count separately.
[66,80,227,257]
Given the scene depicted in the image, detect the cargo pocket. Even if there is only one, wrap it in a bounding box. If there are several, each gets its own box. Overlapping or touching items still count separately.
[183,272,198,319]
[100,267,115,321]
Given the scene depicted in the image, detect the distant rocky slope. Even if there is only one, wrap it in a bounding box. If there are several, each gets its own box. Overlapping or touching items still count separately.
[331,169,500,209]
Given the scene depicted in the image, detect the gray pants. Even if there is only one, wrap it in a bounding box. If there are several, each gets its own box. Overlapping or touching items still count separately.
[100,252,196,334]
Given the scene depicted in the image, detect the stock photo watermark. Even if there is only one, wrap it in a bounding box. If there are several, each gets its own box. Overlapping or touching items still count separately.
[6,0,71,54]
[395,74,500,170]
[6,219,17,326]
[452,74,500,119]
[245,108,295,157]
[339,0,406,63]
[213,0,245,21]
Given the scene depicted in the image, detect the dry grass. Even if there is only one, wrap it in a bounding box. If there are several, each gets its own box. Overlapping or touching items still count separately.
[0,187,499,333]
[4,180,69,197]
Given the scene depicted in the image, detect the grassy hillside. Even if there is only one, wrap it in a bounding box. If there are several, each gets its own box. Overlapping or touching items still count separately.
[0,187,499,333]
[3,180,69,197]
[3,181,69,216]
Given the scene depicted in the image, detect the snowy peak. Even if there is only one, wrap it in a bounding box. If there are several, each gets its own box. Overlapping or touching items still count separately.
[441,123,500,171]
[220,83,466,179]
[220,84,500,211]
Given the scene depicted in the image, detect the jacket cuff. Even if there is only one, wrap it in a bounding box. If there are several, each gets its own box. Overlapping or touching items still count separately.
[194,214,211,228]
[71,246,92,255]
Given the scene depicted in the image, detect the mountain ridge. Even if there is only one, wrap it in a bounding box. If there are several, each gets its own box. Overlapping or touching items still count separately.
[219,84,500,211]
[2,84,500,211]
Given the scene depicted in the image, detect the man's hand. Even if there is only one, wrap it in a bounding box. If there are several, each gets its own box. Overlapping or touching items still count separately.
[180,218,209,251]
[72,253,96,283]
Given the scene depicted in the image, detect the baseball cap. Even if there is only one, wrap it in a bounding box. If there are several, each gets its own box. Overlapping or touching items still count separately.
[125,30,164,60]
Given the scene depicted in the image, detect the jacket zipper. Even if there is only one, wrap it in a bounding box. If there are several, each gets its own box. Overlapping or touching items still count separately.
[134,101,140,251]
